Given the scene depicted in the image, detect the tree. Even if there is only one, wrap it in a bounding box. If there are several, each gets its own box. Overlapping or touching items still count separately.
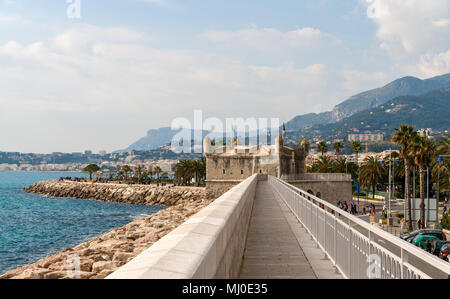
[318,141,328,156]
[173,159,206,186]
[333,141,344,158]
[359,156,385,199]
[154,166,162,182]
[410,135,434,228]
[83,164,100,180]
[134,165,144,184]
[314,156,334,173]
[333,157,348,174]
[121,165,132,180]
[433,135,450,200]
[392,125,417,230]
[352,141,362,164]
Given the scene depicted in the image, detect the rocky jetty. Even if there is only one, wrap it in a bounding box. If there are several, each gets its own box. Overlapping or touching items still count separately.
[0,180,212,279]
[24,180,208,206]
[1,195,213,279]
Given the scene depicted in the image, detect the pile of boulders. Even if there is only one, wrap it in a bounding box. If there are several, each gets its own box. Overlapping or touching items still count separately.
[24,180,209,206]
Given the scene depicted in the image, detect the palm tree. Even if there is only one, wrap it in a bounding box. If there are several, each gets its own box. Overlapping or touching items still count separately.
[134,165,144,184]
[83,164,100,180]
[315,156,334,173]
[433,135,450,201]
[359,156,384,199]
[317,141,328,156]
[392,125,417,230]
[154,166,162,182]
[352,141,362,164]
[333,141,344,158]
[410,135,434,228]
[333,157,348,173]
[174,160,200,186]
[121,165,132,180]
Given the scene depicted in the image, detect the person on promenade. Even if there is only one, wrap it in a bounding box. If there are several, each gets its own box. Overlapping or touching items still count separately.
[426,239,432,253]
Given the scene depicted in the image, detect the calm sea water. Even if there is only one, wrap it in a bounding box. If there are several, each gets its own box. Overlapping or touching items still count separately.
[0,171,165,275]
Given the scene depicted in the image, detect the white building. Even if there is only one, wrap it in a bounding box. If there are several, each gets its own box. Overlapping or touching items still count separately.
[348,133,384,142]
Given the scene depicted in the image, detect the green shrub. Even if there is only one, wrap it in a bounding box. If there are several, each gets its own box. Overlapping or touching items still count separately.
[441,213,450,230]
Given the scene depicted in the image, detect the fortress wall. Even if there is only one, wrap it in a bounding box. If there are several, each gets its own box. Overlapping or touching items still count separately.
[107,174,261,279]
[288,179,353,206]
[205,156,278,197]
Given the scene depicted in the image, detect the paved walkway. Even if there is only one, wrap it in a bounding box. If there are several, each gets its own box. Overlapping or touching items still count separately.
[239,180,317,279]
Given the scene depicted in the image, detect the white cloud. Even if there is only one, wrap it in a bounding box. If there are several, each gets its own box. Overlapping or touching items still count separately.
[202,27,340,51]
[0,25,385,152]
[415,50,450,77]
[363,0,450,54]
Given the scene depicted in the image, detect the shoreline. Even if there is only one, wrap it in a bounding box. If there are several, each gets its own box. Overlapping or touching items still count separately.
[1,181,212,279]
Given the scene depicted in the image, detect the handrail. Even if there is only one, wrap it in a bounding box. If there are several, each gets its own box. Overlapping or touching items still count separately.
[269,175,450,279]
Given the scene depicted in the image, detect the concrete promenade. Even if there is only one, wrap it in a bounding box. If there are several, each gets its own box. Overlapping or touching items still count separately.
[239,180,340,279]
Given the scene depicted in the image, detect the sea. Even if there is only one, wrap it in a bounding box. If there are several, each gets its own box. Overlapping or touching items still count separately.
[0,171,165,275]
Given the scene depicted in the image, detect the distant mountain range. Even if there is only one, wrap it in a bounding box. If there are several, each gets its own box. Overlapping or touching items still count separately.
[285,87,450,144]
[286,73,450,131]
[123,127,183,152]
[122,73,450,152]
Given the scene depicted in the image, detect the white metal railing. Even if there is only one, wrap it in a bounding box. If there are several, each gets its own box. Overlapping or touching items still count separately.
[269,176,450,279]
[281,173,352,181]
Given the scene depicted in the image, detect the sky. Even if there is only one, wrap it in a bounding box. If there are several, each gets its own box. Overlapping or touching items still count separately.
[0,0,450,153]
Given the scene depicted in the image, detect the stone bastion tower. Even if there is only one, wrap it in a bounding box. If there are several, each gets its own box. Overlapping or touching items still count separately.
[203,136,353,204]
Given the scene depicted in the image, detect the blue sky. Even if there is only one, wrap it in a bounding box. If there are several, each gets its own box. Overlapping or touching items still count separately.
[0,0,450,153]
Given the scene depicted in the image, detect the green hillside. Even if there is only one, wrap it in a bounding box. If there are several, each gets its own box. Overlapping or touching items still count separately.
[285,88,450,144]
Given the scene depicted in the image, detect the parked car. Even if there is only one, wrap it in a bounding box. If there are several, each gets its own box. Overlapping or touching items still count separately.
[440,244,449,262]
[401,229,446,243]
[431,240,450,256]
[412,235,440,251]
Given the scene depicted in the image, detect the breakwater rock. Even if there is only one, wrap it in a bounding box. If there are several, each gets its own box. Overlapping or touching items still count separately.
[24,180,209,206]
[1,196,214,279]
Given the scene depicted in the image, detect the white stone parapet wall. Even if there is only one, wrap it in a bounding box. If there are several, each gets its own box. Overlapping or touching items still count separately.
[107,174,260,279]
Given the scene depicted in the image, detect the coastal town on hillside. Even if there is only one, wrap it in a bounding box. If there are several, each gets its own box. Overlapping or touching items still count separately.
[1,127,447,175]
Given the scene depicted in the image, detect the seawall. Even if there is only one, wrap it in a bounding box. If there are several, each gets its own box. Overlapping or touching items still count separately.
[24,180,209,206]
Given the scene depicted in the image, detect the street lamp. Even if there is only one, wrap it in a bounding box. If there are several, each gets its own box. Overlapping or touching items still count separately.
[381,153,398,221]
[437,156,444,203]
[381,159,391,220]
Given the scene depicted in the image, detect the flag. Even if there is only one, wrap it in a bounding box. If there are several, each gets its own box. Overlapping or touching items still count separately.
[282,123,286,138]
